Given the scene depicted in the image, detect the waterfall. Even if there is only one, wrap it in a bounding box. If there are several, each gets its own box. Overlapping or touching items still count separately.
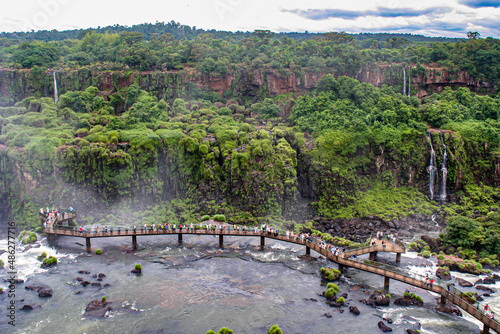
[403,67,406,95]
[440,146,448,201]
[408,67,411,97]
[53,70,58,104]
[427,135,437,200]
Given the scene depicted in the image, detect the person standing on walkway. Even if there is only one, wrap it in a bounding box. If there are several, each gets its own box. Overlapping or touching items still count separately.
[425,275,430,288]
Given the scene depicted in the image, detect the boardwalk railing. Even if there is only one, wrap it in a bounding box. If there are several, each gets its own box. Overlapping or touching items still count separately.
[43,224,498,333]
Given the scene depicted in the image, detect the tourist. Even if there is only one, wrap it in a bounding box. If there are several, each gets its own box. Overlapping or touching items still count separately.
[97,226,99,234]
[133,225,136,233]
[425,275,429,287]
[485,304,490,312]
[105,226,108,233]
[79,226,83,233]
[430,278,434,288]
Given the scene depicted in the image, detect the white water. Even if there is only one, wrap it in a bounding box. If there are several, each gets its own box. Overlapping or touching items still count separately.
[440,147,448,201]
[403,67,406,95]
[427,135,438,200]
[53,71,58,104]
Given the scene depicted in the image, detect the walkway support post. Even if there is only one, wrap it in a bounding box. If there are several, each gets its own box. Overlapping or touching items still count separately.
[86,237,91,253]
[306,246,310,256]
[440,295,446,306]
[178,233,183,243]
[396,253,401,263]
[369,251,377,261]
[384,276,390,290]
[219,234,223,247]
[338,264,344,274]
[132,235,137,250]
[483,324,490,334]
[260,236,265,250]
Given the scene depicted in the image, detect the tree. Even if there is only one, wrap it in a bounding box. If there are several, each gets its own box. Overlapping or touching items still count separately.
[467,31,480,40]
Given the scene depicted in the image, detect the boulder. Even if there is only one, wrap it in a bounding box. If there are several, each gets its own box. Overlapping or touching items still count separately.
[76,277,83,281]
[378,321,393,332]
[475,285,494,294]
[436,268,451,280]
[367,290,390,307]
[81,281,91,287]
[407,330,419,334]
[78,270,91,274]
[83,299,112,318]
[25,285,53,298]
[349,306,360,315]
[19,305,34,311]
[131,269,142,274]
[98,273,106,279]
[456,278,473,287]
[436,302,462,316]
[91,282,101,287]
[323,313,333,318]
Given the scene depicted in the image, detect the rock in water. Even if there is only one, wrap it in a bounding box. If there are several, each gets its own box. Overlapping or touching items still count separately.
[349,306,360,315]
[25,285,53,298]
[436,267,451,280]
[475,285,494,294]
[378,321,393,332]
[20,305,34,311]
[436,302,462,316]
[407,330,419,334]
[367,290,390,307]
[456,278,472,287]
[83,299,112,318]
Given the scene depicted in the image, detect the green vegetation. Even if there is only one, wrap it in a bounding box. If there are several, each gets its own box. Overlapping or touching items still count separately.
[135,264,142,271]
[41,256,58,267]
[20,231,37,244]
[96,249,102,255]
[37,252,47,261]
[206,328,234,334]
[320,267,341,281]
[0,259,4,268]
[268,325,283,334]
[101,296,107,303]
[336,296,346,304]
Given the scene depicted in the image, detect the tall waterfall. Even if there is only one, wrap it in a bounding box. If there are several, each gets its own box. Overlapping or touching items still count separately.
[427,135,437,200]
[408,67,411,97]
[440,146,448,201]
[403,67,406,95]
[53,70,58,104]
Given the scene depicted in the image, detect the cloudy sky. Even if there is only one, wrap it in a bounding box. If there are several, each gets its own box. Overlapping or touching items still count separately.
[1,0,499,38]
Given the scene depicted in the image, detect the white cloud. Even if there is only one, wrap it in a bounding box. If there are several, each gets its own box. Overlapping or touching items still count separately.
[0,0,498,38]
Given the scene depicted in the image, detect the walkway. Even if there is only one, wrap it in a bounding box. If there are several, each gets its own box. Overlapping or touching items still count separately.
[43,224,498,333]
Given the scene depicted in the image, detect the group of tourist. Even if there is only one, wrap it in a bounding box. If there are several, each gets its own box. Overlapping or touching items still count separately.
[373,231,397,246]
[41,206,74,228]
[484,304,495,320]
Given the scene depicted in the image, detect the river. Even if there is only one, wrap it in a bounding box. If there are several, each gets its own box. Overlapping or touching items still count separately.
[0,234,497,334]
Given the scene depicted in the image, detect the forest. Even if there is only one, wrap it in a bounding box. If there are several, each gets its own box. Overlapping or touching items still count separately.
[0,23,499,263]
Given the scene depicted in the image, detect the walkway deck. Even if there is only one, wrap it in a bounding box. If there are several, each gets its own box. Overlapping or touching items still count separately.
[43,225,498,333]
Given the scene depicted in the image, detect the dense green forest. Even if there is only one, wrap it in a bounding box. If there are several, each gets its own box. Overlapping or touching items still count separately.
[0,24,499,263]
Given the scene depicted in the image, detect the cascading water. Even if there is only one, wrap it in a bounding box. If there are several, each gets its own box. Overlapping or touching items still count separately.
[427,135,437,200]
[403,67,406,95]
[53,70,58,104]
[440,146,448,201]
[408,67,411,97]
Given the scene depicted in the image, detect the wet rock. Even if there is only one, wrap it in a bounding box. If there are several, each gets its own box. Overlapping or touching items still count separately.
[81,281,91,287]
[436,302,462,316]
[97,278,103,282]
[475,285,494,294]
[78,270,91,274]
[83,299,112,318]
[98,273,106,279]
[339,292,348,299]
[103,283,111,288]
[76,277,83,281]
[3,278,24,284]
[349,306,360,315]
[75,291,83,295]
[477,276,500,285]
[91,274,97,278]
[456,278,473,287]
[383,317,393,324]
[131,269,142,274]
[304,298,317,302]
[366,290,390,307]
[323,312,333,318]
[25,285,53,298]
[91,282,101,287]
[407,330,419,334]
[436,267,451,280]
[394,296,423,307]
[329,301,342,307]
[378,321,392,332]
[19,305,34,311]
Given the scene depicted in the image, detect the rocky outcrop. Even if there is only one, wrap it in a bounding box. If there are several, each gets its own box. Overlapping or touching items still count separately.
[456,278,473,287]
[349,306,360,315]
[394,296,423,307]
[436,302,462,316]
[361,290,390,307]
[436,267,451,280]
[83,299,112,318]
[475,285,494,294]
[377,321,393,332]
[25,285,53,298]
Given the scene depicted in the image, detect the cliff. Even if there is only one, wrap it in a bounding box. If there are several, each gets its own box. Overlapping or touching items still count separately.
[0,64,494,107]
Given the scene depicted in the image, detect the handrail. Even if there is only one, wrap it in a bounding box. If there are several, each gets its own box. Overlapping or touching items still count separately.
[42,225,498,332]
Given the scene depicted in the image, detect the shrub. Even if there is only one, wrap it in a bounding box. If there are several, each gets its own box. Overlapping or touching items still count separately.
[407,242,417,250]
[386,294,391,299]
[96,249,102,255]
[404,291,411,298]
[200,215,210,222]
[421,251,431,258]
[101,296,107,303]
[326,282,339,293]
[40,252,47,258]
[438,254,445,260]
[35,226,43,233]
[206,331,216,334]
[325,288,336,299]
[268,325,283,334]
[217,328,234,334]
[415,295,423,303]
[212,214,226,222]
[18,230,27,239]
[0,259,4,268]
[135,264,142,270]
[336,296,345,304]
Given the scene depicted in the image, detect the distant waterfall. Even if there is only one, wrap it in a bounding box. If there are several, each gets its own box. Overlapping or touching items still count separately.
[53,71,58,104]
[408,67,411,97]
[403,67,406,95]
[440,146,448,201]
[427,135,438,200]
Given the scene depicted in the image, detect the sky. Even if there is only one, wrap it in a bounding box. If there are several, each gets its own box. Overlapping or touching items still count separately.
[1,0,499,38]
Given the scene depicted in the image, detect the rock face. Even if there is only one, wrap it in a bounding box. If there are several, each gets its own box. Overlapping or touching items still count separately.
[377,321,393,332]
[456,278,473,287]
[435,267,451,280]
[83,299,112,318]
[436,302,462,316]
[475,285,494,294]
